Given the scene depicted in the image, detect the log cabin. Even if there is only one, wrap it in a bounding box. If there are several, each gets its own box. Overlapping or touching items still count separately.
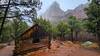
[13,24,49,56]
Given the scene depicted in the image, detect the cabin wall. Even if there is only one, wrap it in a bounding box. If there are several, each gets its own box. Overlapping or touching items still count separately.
[21,29,34,40]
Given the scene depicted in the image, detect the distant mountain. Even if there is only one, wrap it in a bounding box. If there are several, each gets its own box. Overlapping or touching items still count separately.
[42,1,65,24]
[70,4,87,19]
[62,4,88,21]
[42,1,88,24]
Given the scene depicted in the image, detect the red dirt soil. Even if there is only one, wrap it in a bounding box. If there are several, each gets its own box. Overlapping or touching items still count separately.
[0,41,100,56]
[26,41,100,56]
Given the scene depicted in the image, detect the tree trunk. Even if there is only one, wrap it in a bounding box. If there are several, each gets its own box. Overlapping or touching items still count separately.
[48,34,51,49]
[75,31,78,41]
[71,29,74,41]
[61,32,64,41]
[96,18,100,47]
[96,34,100,48]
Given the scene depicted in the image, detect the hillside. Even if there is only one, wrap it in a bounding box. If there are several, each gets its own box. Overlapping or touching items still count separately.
[42,1,88,24]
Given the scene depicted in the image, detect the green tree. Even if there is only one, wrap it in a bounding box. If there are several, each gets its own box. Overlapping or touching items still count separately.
[0,0,42,39]
[85,0,100,44]
[11,19,28,38]
[51,26,59,39]
[35,17,52,33]
[0,21,13,42]
[0,19,28,43]
[35,17,53,49]
[57,21,70,40]
[68,16,83,41]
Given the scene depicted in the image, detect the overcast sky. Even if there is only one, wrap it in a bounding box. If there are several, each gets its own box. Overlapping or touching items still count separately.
[38,0,88,15]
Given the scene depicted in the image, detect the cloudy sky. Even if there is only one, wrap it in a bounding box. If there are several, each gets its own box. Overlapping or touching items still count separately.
[38,0,88,15]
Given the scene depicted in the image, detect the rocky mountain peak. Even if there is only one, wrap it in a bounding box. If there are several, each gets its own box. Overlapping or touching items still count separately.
[42,2,88,24]
[50,1,60,9]
[44,1,64,16]
[42,1,65,24]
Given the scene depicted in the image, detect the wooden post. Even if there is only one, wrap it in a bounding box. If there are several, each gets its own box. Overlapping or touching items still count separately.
[48,34,51,49]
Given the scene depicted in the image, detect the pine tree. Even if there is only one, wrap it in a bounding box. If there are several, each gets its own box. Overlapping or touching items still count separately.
[0,0,41,39]
[85,0,100,44]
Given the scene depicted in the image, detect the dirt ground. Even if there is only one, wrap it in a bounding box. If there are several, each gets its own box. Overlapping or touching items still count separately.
[0,41,100,56]
[26,41,100,56]
[0,45,14,56]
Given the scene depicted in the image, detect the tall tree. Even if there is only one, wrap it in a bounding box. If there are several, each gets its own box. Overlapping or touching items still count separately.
[0,0,11,38]
[35,17,52,49]
[35,17,52,33]
[0,0,41,39]
[12,18,28,38]
[85,0,100,44]
[57,21,70,40]
[68,16,83,41]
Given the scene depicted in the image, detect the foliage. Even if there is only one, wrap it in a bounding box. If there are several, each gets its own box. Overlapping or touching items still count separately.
[0,19,28,43]
[11,19,28,37]
[67,16,84,41]
[85,0,100,37]
[35,17,52,33]
[0,0,42,21]
[0,0,41,43]
[68,16,81,31]
[51,26,59,38]
[57,21,70,37]
[35,17,60,39]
